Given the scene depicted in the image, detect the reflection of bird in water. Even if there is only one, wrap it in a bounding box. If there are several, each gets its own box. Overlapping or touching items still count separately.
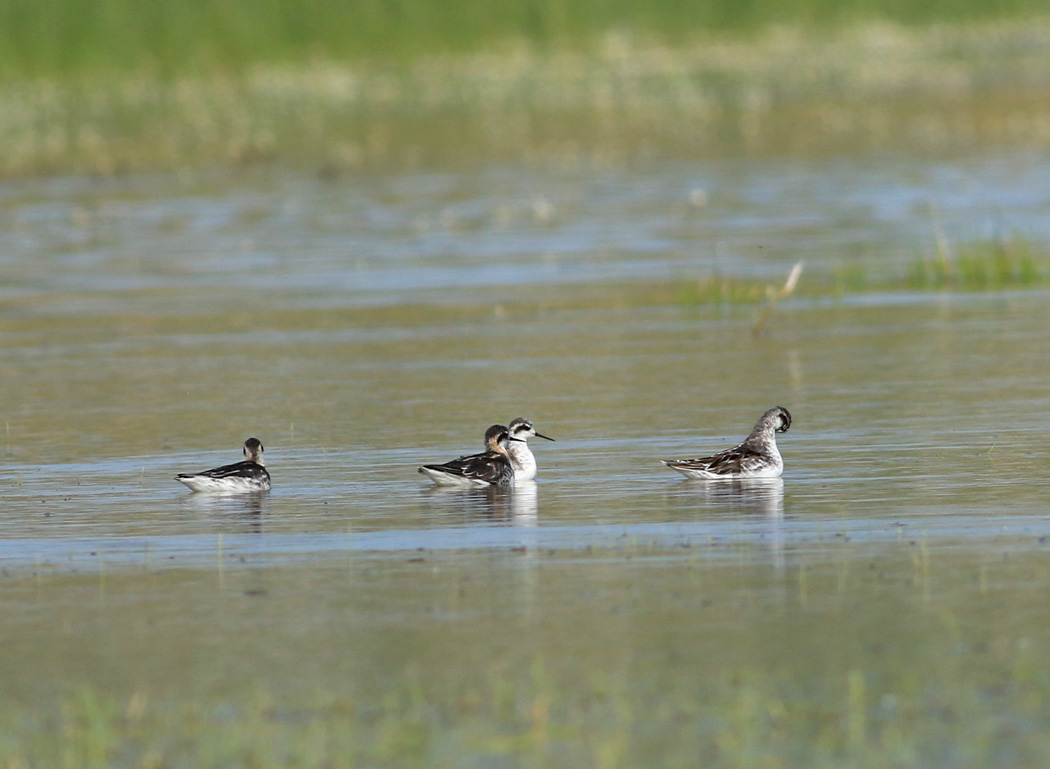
[423,481,539,524]
[510,479,538,524]
[505,417,555,481]
[184,489,269,531]
[423,484,513,518]
[667,477,785,571]
[668,477,784,519]
[176,438,271,493]
[418,425,520,487]
[663,407,792,479]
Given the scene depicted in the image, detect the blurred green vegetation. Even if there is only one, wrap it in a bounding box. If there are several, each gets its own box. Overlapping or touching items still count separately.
[908,239,1041,289]
[2,4,1049,177]
[6,640,1050,769]
[829,238,1047,296]
[0,0,1046,78]
[3,17,1050,178]
[670,238,1050,309]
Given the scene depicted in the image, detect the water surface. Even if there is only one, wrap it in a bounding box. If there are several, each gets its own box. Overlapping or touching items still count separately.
[2,153,1050,766]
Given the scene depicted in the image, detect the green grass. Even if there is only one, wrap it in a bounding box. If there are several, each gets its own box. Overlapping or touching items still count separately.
[908,239,1041,289]
[3,16,1050,178]
[827,238,1047,295]
[1,0,1046,78]
[669,238,1049,311]
[5,654,1050,769]
[676,275,775,307]
[533,237,1050,316]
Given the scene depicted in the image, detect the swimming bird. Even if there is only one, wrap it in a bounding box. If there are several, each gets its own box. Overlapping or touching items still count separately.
[662,407,792,479]
[505,417,554,481]
[176,437,272,493]
[419,424,519,487]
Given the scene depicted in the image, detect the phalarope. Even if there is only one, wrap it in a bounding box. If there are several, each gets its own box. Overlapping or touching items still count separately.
[176,437,272,493]
[506,417,554,481]
[662,407,792,479]
[419,424,520,487]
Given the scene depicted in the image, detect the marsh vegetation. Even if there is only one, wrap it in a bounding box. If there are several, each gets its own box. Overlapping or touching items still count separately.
[2,14,1050,177]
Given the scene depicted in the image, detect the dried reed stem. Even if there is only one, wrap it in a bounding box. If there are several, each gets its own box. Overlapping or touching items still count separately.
[752,261,803,336]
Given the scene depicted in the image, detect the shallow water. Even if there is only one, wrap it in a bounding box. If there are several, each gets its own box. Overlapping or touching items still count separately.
[2,153,1050,765]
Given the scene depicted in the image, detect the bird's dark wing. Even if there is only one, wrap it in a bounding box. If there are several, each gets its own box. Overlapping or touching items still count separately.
[179,460,270,481]
[421,451,513,485]
[665,441,765,475]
